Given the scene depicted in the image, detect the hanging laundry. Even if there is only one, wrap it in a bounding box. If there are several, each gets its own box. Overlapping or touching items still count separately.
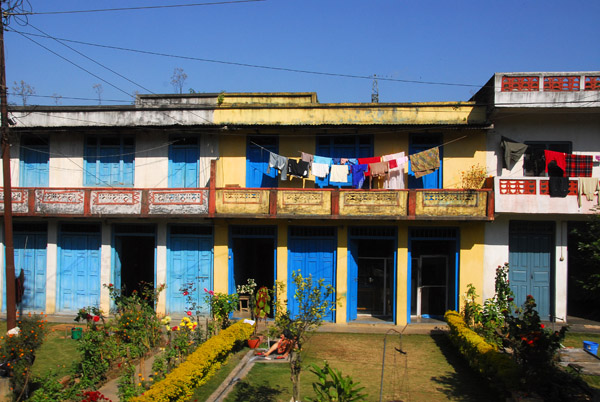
[311,162,330,178]
[524,148,546,176]
[544,150,566,176]
[288,159,309,178]
[409,147,440,179]
[565,154,593,178]
[268,152,288,181]
[340,158,349,165]
[578,177,600,207]
[332,158,342,165]
[383,152,408,189]
[358,157,381,177]
[347,158,358,165]
[501,137,528,169]
[330,165,349,183]
[301,152,313,168]
[369,162,389,177]
[313,155,333,166]
[351,164,368,189]
[549,177,569,198]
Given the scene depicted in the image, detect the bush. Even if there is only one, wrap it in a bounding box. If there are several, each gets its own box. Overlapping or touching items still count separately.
[132,320,254,402]
[445,311,519,393]
[0,312,48,399]
[307,361,368,402]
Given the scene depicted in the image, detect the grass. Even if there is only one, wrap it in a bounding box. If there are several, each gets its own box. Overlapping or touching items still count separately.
[201,333,503,402]
[563,332,600,390]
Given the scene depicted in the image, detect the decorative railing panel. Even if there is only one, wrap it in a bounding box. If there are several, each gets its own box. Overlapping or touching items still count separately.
[215,189,269,215]
[339,190,407,216]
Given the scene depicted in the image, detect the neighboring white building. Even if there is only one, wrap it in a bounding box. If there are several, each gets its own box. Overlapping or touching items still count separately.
[475,72,600,322]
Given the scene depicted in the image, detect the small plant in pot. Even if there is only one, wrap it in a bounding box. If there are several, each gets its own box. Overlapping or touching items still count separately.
[237,278,257,321]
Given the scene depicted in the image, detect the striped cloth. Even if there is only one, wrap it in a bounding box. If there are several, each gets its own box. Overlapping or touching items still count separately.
[565,154,592,178]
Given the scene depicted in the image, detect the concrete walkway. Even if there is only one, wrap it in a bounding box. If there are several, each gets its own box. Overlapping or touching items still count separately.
[96,353,158,402]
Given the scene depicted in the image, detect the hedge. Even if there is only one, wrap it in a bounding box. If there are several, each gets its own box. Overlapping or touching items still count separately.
[444,311,520,392]
[132,321,254,402]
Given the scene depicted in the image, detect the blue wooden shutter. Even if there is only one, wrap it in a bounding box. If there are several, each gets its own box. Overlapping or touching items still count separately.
[246,137,278,188]
[20,144,49,187]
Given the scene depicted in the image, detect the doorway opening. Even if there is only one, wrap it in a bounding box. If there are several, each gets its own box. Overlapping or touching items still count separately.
[114,225,155,299]
[229,226,276,317]
[409,228,458,320]
[348,227,396,323]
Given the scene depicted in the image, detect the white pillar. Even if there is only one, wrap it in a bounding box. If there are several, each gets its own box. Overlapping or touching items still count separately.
[100,222,112,315]
[45,221,58,314]
[155,221,168,316]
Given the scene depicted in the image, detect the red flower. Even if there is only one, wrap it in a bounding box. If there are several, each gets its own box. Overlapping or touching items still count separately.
[183,291,189,296]
[508,297,514,302]
[186,311,192,316]
[171,326,178,331]
[93,316,100,322]
[540,324,545,329]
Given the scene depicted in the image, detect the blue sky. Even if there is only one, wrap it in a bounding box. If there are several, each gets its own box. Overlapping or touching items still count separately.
[4,0,600,105]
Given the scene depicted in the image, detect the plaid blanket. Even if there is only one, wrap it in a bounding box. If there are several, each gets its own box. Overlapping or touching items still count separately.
[565,154,592,177]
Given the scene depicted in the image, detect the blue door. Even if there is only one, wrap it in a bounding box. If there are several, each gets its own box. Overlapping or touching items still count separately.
[58,233,101,312]
[169,139,199,188]
[246,137,278,188]
[408,134,442,189]
[20,142,49,187]
[347,240,359,321]
[509,221,554,320]
[315,135,373,188]
[167,234,213,314]
[287,227,336,321]
[3,232,47,312]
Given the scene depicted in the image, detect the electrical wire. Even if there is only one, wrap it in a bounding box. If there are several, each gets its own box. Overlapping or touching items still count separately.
[8,0,266,15]
[8,29,480,88]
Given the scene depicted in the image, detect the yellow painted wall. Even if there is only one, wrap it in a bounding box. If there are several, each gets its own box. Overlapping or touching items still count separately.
[336,226,348,323]
[214,104,485,126]
[217,135,245,187]
[458,223,485,305]
[396,224,409,326]
[213,222,229,293]
[443,131,487,189]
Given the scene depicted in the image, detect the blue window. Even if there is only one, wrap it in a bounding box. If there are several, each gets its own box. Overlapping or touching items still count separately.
[408,133,442,189]
[246,136,278,188]
[84,136,134,186]
[315,135,373,188]
[169,137,200,188]
[20,136,49,187]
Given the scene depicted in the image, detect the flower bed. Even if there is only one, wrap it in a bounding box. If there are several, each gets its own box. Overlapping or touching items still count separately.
[132,320,254,402]
[444,311,519,392]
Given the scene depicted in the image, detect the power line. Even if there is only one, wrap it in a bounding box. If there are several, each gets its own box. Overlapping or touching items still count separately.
[8,29,480,88]
[7,0,266,15]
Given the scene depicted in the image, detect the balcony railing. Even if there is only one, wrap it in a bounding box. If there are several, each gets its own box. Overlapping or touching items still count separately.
[495,177,598,214]
[0,186,493,221]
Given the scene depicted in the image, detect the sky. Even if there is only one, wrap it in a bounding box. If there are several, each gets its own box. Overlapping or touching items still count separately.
[3,0,600,106]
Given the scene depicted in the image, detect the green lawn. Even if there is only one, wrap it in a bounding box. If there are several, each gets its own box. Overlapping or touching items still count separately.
[192,333,503,402]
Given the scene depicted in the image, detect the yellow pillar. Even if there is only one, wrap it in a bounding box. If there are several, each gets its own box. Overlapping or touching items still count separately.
[336,226,348,323]
[213,222,229,293]
[459,223,485,306]
[276,221,288,310]
[396,225,409,326]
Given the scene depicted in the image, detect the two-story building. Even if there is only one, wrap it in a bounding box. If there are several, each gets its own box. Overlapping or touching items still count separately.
[1,88,492,326]
[475,72,600,323]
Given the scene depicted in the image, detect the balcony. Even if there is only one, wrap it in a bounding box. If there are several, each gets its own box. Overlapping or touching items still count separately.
[0,186,493,221]
[494,177,598,214]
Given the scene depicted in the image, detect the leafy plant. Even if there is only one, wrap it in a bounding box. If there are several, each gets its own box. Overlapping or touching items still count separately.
[460,164,488,189]
[307,361,368,402]
[118,361,142,401]
[237,278,257,320]
[0,312,48,400]
[204,288,239,329]
[254,286,271,320]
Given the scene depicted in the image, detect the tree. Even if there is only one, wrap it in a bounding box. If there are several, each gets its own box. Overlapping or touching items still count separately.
[92,83,103,105]
[170,67,188,94]
[12,80,35,106]
[569,217,600,320]
[275,271,335,402]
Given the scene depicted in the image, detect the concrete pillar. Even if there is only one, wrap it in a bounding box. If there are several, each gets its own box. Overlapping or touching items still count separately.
[100,222,112,314]
[155,221,168,316]
[335,225,348,324]
[45,221,58,314]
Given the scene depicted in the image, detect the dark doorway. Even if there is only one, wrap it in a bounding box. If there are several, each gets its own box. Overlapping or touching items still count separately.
[114,225,156,299]
[410,237,457,318]
[232,237,275,291]
[567,221,600,321]
[356,240,394,318]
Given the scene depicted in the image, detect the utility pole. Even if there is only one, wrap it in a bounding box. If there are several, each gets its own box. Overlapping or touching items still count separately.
[0,1,17,331]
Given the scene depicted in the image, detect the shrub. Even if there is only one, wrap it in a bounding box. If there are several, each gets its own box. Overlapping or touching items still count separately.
[445,311,519,393]
[132,321,254,402]
[0,312,48,399]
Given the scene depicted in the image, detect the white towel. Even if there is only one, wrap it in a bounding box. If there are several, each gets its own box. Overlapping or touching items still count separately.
[311,162,330,178]
[330,165,349,183]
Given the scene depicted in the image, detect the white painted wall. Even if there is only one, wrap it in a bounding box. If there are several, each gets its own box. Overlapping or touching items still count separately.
[46,221,58,314]
[50,133,84,187]
[134,130,169,188]
[155,221,167,316]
